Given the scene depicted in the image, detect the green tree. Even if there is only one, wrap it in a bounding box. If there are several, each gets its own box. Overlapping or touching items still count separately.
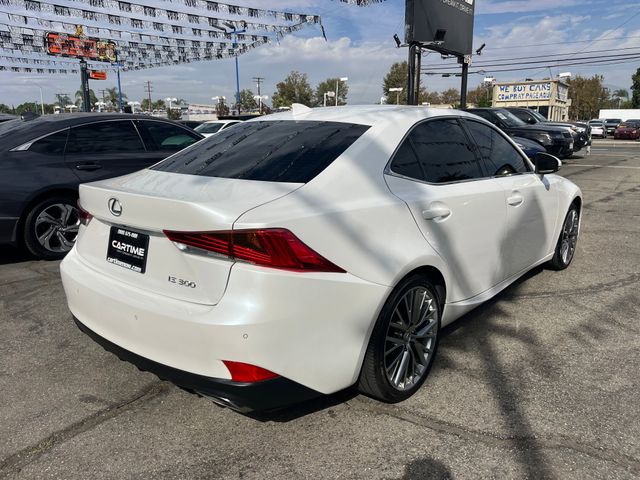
[0,103,13,114]
[382,61,429,105]
[567,75,611,120]
[167,108,181,120]
[141,98,166,112]
[314,78,348,107]
[104,87,127,111]
[272,71,314,108]
[239,89,258,112]
[466,85,492,107]
[631,68,640,108]
[215,99,230,117]
[74,88,98,110]
[439,88,461,106]
[55,93,72,108]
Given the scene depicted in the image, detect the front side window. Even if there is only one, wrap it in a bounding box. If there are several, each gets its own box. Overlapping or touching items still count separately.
[153,120,369,183]
[137,121,201,152]
[392,118,484,183]
[66,121,144,154]
[29,129,69,155]
[464,120,530,176]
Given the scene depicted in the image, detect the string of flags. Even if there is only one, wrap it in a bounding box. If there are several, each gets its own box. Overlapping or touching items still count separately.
[0,0,385,75]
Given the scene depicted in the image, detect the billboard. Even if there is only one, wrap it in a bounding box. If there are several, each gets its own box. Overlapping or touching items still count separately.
[405,0,475,56]
[46,32,117,63]
[89,70,107,80]
[496,82,552,102]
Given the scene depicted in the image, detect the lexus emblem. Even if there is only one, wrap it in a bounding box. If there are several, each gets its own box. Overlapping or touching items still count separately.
[108,198,122,217]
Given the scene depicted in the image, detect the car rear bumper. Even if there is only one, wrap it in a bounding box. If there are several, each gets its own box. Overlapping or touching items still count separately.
[74,317,320,412]
[60,247,389,400]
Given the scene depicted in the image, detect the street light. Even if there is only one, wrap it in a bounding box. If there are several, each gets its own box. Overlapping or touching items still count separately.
[323,91,335,107]
[165,97,177,111]
[389,87,403,105]
[253,95,268,114]
[335,77,348,107]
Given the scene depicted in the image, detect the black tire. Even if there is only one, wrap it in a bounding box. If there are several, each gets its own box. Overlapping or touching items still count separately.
[548,204,580,271]
[23,194,79,260]
[358,273,442,403]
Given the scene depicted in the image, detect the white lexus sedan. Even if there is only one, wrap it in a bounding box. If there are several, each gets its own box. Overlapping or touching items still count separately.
[61,105,581,411]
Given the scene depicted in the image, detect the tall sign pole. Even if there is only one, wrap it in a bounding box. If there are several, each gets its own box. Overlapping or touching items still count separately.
[80,60,91,112]
[460,55,470,108]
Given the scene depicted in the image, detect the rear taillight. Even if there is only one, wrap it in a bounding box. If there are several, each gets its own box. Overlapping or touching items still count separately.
[222,360,279,383]
[163,228,345,273]
[77,200,92,226]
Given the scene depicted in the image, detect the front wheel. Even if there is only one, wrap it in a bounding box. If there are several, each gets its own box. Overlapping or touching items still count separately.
[358,274,441,403]
[548,204,580,270]
[23,195,79,260]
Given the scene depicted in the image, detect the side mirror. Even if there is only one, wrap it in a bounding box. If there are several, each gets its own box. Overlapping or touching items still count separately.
[534,152,561,174]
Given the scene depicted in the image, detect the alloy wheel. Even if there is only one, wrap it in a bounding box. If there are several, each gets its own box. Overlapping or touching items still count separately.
[384,286,438,391]
[560,208,579,265]
[34,203,79,253]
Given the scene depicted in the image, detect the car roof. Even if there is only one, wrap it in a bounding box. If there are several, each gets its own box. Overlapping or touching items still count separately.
[250,105,478,128]
[0,113,188,150]
[202,119,241,124]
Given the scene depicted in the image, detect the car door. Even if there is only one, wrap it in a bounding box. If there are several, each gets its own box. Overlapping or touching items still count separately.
[462,119,560,277]
[134,120,202,163]
[384,118,508,303]
[64,120,148,183]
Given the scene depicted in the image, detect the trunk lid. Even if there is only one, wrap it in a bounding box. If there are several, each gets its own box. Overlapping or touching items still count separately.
[76,169,301,305]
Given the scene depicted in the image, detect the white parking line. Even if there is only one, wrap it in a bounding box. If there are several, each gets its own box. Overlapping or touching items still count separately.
[564,164,640,169]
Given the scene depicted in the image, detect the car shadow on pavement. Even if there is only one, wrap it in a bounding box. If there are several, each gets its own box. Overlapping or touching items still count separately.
[394,457,453,480]
[0,246,34,265]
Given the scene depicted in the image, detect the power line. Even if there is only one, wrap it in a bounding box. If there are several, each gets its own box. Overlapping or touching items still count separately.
[421,46,640,69]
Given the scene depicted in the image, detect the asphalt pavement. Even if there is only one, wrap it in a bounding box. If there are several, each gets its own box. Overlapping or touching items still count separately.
[1,140,639,479]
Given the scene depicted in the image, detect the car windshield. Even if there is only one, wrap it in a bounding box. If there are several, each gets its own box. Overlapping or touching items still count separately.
[606,119,622,123]
[589,121,603,126]
[153,120,369,183]
[195,123,224,134]
[620,121,640,128]
[529,110,547,122]
[495,110,526,127]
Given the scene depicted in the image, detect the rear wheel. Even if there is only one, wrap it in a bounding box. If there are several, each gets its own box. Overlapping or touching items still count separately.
[358,274,441,403]
[23,195,79,260]
[548,204,580,270]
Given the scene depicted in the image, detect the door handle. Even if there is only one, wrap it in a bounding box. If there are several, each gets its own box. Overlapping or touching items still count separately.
[75,163,102,171]
[507,192,524,206]
[422,205,451,220]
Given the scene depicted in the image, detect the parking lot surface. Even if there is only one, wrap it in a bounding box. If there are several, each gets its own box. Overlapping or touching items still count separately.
[1,140,639,479]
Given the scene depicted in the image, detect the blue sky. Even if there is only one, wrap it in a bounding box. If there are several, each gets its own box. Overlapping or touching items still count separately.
[1,0,639,106]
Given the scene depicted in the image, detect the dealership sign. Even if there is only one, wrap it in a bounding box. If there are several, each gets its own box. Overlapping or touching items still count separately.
[496,82,552,102]
[46,32,117,63]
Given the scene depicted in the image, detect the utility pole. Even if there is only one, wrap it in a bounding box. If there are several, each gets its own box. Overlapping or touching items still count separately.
[144,81,153,112]
[100,89,107,104]
[253,76,264,113]
[79,60,91,112]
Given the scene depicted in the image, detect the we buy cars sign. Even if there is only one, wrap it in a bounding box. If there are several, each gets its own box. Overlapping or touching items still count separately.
[46,32,117,62]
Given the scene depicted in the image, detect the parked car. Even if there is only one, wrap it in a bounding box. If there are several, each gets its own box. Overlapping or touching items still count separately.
[194,119,242,137]
[504,107,590,153]
[465,108,575,158]
[512,136,546,159]
[0,113,17,123]
[0,114,203,259]
[588,120,607,138]
[604,118,622,135]
[613,120,640,140]
[179,120,203,129]
[62,106,582,411]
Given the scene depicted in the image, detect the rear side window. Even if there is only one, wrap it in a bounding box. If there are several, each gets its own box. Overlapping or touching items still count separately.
[391,118,484,183]
[195,123,224,134]
[29,129,69,155]
[153,120,370,183]
[137,121,201,152]
[464,120,530,176]
[66,121,144,154]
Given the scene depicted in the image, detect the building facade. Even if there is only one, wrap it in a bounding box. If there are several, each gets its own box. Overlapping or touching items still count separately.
[492,79,570,121]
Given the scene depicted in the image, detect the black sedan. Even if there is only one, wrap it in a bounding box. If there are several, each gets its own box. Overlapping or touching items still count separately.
[504,107,590,152]
[465,108,575,159]
[0,113,203,259]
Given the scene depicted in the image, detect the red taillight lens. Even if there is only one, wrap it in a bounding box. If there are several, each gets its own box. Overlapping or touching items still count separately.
[77,200,92,226]
[163,228,345,273]
[222,360,279,383]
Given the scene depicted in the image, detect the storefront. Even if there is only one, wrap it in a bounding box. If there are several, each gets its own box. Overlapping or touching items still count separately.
[492,79,570,121]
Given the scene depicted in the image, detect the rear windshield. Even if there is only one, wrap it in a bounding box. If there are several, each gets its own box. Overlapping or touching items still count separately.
[153,120,369,183]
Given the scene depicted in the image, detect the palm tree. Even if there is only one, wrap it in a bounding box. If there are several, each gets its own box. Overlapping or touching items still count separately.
[612,88,629,108]
[105,87,126,111]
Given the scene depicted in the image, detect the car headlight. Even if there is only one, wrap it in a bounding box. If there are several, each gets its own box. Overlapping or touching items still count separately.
[537,133,553,145]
